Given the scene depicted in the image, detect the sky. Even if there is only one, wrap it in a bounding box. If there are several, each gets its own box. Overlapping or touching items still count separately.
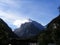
[0,0,60,31]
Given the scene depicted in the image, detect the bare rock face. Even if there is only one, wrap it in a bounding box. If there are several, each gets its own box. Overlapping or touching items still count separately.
[14,19,44,39]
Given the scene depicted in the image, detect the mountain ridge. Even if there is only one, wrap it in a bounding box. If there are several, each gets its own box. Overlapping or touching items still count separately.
[14,19,44,39]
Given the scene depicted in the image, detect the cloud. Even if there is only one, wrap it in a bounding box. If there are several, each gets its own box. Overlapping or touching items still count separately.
[0,0,59,30]
[0,10,27,29]
[0,0,18,7]
[0,0,31,29]
[13,19,30,27]
[0,10,21,20]
[0,0,21,13]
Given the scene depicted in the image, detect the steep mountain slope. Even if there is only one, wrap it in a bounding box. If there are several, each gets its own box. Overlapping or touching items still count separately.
[14,19,44,39]
[38,15,60,45]
[0,18,18,44]
[47,15,60,43]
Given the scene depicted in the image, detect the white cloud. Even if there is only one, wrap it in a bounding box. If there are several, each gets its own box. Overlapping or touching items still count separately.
[13,19,30,27]
[0,0,19,7]
[0,10,22,20]
[0,10,27,28]
[0,0,31,29]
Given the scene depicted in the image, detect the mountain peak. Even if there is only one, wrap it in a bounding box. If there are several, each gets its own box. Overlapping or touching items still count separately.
[13,19,33,28]
[27,18,33,22]
[14,19,44,39]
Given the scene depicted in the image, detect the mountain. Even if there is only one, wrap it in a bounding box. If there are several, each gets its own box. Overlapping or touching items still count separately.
[47,15,60,43]
[38,15,60,45]
[0,18,18,44]
[14,19,44,39]
[47,15,60,28]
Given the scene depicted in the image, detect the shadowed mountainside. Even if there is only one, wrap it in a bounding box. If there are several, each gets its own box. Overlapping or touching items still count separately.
[0,18,18,44]
[14,19,44,39]
[38,15,60,45]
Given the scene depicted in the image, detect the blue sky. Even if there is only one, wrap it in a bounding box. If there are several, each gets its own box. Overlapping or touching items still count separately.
[0,0,60,30]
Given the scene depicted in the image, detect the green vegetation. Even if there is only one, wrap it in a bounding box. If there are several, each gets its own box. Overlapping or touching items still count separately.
[38,15,60,45]
[0,18,18,45]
